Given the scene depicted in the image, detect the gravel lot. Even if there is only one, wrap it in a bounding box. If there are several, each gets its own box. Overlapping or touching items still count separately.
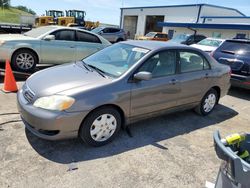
[0,82,249,188]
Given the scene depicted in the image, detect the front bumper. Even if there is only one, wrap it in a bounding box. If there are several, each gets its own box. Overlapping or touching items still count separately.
[0,44,14,62]
[17,90,87,140]
[231,74,250,90]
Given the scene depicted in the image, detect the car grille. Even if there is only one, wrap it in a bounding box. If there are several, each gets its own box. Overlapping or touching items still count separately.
[22,84,35,103]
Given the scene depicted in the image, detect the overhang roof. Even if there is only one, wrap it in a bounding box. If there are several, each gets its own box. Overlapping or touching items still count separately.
[158,22,250,31]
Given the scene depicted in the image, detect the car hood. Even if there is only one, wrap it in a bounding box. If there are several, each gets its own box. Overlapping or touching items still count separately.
[26,62,112,97]
[190,44,216,52]
[0,34,36,41]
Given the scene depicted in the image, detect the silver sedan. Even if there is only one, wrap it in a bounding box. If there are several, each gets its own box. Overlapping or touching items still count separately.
[17,41,231,146]
[0,26,110,72]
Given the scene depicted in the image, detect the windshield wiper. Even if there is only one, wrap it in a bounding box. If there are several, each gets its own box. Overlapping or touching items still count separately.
[221,50,235,55]
[81,61,92,71]
[86,64,107,78]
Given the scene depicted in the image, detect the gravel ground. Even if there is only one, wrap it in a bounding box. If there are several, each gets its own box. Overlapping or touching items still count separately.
[0,83,249,188]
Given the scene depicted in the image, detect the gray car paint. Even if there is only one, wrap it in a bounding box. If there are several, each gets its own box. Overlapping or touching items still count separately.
[17,40,231,140]
[0,26,110,64]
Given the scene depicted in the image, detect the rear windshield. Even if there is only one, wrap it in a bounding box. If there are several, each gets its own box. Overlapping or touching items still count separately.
[198,39,223,47]
[145,32,156,37]
[24,27,56,38]
[219,41,250,56]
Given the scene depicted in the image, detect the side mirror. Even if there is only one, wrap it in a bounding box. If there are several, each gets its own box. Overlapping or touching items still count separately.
[134,71,152,81]
[99,31,103,35]
[43,35,55,41]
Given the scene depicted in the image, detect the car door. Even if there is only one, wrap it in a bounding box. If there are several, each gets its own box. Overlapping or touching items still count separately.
[40,29,76,64]
[130,50,181,117]
[75,31,104,60]
[100,28,119,42]
[177,50,212,105]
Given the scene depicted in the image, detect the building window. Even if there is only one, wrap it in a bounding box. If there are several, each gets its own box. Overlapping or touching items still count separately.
[234,33,247,39]
[212,32,222,38]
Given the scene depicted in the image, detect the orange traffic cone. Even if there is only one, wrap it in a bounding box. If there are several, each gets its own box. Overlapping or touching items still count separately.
[2,60,18,93]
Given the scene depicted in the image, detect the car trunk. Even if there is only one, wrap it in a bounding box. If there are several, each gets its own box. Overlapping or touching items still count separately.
[213,41,250,76]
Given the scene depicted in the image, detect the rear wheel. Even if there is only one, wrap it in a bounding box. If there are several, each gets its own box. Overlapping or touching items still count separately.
[11,49,37,72]
[195,88,218,116]
[116,38,124,43]
[79,107,121,146]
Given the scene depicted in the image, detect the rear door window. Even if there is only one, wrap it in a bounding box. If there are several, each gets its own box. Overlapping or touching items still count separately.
[76,31,101,43]
[179,51,210,73]
[109,28,120,33]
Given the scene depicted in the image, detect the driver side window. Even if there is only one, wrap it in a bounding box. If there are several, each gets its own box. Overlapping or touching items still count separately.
[138,51,176,78]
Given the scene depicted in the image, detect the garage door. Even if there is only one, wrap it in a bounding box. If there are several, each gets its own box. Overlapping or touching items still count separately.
[123,16,138,39]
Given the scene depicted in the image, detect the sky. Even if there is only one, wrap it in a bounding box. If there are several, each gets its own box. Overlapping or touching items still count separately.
[11,0,250,25]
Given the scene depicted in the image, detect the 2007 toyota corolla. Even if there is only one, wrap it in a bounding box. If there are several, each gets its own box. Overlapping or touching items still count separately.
[17,40,231,146]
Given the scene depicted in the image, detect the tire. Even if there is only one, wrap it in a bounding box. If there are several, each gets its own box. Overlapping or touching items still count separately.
[195,88,218,116]
[11,49,37,72]
[116,38,124,43]
[79,107,121,147]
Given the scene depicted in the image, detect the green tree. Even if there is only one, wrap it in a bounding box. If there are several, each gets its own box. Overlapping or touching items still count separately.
[0,0,10,8]
[15,5,36,15]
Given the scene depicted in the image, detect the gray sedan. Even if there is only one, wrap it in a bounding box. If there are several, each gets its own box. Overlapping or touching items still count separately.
[17,41,231,146]
[0,26,110,72]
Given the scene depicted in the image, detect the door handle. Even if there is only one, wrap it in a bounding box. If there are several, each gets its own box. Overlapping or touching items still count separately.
[70,46,75,48]
[169,79,178,85]
[205,73,209,78]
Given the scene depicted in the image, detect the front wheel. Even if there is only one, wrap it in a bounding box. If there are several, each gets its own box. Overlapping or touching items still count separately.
[195,88,218,116]
[11,49,37,72]
[79,107,121,146]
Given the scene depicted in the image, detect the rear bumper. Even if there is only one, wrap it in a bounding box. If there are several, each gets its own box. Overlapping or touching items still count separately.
[231,74,250,90]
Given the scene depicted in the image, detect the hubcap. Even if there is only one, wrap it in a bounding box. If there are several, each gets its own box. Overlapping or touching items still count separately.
[16,53,34,70]
[203,93,216,113]
[90,114,117,142]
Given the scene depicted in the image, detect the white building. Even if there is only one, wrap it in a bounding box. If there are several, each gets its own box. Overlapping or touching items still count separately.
[120,4,250,40]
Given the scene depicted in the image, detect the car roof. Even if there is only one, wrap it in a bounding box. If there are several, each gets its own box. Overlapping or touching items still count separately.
[225,39,250,43]
[156,32,167,34]
[122,40,189,50]
[41,25,96,34]
[203,37,225,41]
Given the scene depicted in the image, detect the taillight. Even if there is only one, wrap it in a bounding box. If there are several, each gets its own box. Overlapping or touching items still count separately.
[243,81,250,85]
[210,50,215,57]
[228,68,232,76]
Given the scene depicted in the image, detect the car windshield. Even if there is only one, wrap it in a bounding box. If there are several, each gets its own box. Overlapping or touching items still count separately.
[24,27,56,38]
[198,39,223,47]
[170,34,190,43]
[83,43,150,78]
[145,32,156,37]
[91,27,104,33]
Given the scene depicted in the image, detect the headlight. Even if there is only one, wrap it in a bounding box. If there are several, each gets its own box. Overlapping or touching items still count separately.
[0,40,5,46]
[33,95,75,111]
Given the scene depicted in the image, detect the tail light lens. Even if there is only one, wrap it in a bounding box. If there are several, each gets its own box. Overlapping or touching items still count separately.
[210,50,215,57]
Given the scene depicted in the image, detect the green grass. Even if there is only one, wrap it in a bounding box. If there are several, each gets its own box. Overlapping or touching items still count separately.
[0,7,33,24]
